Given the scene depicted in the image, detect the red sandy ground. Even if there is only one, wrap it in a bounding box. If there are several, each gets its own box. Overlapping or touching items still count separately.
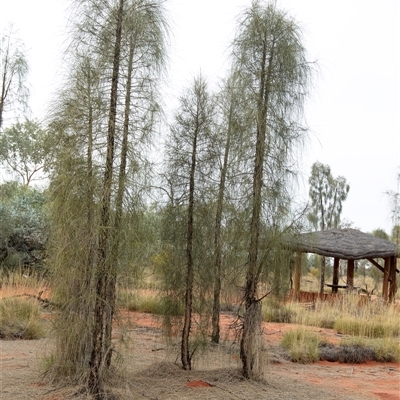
[123,311,400,400]
[1,286,399,400]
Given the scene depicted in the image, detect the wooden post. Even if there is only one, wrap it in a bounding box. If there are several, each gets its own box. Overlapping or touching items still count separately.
[347,259,354,289]
[388,256,397,303]
[383,257,390,302]
[332,258,339,293]
[293,251,302,301]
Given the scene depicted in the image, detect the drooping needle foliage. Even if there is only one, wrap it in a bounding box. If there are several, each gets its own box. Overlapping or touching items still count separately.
[47,0,168,396]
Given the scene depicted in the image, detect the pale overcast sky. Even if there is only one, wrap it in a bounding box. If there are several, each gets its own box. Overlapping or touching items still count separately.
[1,0,399,234]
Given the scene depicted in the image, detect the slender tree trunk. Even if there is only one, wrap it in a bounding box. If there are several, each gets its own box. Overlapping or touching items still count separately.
[181,124,198,371]
[211,99,233,344]
[88,0,124,395]
[105,35,135,369]
[241,41,274,380]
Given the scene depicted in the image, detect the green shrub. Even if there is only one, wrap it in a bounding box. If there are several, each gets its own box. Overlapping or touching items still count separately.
[0,182,48,273]
[0,297,44,339]
[280,328,324,363]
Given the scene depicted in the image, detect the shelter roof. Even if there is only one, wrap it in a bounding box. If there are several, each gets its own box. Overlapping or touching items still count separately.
[288,228,398,260]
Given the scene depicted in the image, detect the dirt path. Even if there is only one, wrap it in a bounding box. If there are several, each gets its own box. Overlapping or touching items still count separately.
[1,309,399,399]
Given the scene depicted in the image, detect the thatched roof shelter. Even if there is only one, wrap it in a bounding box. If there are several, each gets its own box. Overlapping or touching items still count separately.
[289,228,399,260]
[287,228,399,302]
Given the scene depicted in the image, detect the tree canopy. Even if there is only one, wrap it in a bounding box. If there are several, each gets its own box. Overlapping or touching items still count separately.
[308,161,350,231]
[0,119,53,185]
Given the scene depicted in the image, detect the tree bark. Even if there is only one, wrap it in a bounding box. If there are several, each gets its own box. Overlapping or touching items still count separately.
[211,97,233,344]
[181,119,199,370]
[104,33,136,370]
[241,40,273,381]
[88,0,124,395]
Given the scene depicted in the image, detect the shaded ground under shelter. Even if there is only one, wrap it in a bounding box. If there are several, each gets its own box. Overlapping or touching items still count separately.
[288,228,399,302]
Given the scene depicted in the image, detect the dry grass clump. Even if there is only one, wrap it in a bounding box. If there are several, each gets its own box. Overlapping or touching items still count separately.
[118,290,162,314]
[117,289,184,316]
[0,297,44,339]
[0,267,49,290]
[280,328,325,363]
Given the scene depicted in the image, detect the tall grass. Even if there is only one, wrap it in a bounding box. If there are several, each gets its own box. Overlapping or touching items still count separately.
[0,267,49,291]
[287,294,400,339]
[117,289,167,314]
[264,293,400,363]
[0,297,44,339]
[281,328,325,363]
[0,269,48,339]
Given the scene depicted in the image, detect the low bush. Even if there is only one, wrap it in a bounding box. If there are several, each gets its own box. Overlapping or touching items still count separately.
[320,343,375,364]
[320,337,400,363]
[341,337,400,363]
[0,297,44,339]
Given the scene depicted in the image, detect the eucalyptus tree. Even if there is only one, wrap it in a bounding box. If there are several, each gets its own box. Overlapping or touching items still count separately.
[48,0,168,396]
[0,26,29,129]
[308,162,350,231]
[164,75,216,370]
[308,161,350,293]
[0,119,53,185]
[231,1,313,379]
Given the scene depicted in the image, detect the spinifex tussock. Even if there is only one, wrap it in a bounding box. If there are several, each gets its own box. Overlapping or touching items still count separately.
[0,297,44,339]
[280,328,326,363]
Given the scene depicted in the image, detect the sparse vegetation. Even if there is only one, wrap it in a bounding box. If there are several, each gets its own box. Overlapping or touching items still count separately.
[0,1,399,397]
[261,289,400,365]
[118,290,165,315]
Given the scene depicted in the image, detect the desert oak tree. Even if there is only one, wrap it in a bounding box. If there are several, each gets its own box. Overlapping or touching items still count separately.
[232,0,313,379]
